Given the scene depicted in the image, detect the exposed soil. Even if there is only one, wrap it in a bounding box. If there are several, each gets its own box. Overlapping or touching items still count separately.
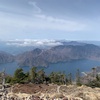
[12,83,58,94]
[10,84,100,100]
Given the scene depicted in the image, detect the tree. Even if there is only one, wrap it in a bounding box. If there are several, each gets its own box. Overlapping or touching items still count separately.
[49,71,67,85]
[57,72,67,85]
[92,67,96,78]
[68,73,72,85]
[49,72,55,83]
[49,72,59,84]
[61,72,67,85]
[76,69,82,86]
[37,69,45,83]
[29,67,37,83]
[96,74,100,81]
[5,75,12,83]
[87,74,100,88]
[13,68,26,83]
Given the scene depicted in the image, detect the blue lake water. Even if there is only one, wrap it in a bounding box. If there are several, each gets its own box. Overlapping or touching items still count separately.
[0,60,100,78]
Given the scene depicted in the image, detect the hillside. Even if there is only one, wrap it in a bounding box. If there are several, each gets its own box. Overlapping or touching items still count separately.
[0,51,14,64]
[16,44,100,67]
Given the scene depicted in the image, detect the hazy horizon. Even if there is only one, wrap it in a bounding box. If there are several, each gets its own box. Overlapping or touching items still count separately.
[0,0,100,40]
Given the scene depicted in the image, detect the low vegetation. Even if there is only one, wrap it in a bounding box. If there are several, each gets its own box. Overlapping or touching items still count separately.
[4,67,100,88]
[5,67,68,85]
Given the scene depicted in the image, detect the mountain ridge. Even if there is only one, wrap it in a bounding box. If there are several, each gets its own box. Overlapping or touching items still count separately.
[0,51,14,64]
[16,43,100,67]
[1,42,100,67]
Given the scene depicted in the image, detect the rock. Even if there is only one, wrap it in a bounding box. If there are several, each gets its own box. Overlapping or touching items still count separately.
[50,93,64,99]
[63,97,68,100]
[83,92,100,100]
[71,97,83,100]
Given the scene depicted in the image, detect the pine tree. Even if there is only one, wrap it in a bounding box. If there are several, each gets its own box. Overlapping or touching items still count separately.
[37,69,45,83]
[68,73,72,85]
[76,69,82,86]
[29,67,37,83]
[13,68,26,83]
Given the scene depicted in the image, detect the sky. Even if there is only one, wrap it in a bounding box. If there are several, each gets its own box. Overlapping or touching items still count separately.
[0,0,100,40]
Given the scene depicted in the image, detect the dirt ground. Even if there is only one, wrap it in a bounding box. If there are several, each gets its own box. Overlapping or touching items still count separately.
[7,84,100,100]
[12,83,58,94]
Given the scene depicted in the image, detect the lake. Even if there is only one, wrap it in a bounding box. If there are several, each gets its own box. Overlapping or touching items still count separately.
[0,60,100,79]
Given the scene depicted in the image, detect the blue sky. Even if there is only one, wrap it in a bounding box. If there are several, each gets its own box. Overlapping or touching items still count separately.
[0,0,100,40]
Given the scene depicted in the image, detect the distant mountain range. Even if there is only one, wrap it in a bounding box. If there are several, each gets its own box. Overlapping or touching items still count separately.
[16,44,100,67]
[1,40,100,67]
[1,39,100,55]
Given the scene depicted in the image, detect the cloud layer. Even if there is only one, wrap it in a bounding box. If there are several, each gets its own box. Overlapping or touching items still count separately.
[0,0,100,40]
[6,39,63,47]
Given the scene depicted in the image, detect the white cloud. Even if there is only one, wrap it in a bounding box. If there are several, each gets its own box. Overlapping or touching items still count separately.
[0,1,87,40]
[35,14,75,24]
[28,1,86,32]
[34,14,86,31]
[0,11,86,35]
[28,1,41,13]
[6,39,63,47]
